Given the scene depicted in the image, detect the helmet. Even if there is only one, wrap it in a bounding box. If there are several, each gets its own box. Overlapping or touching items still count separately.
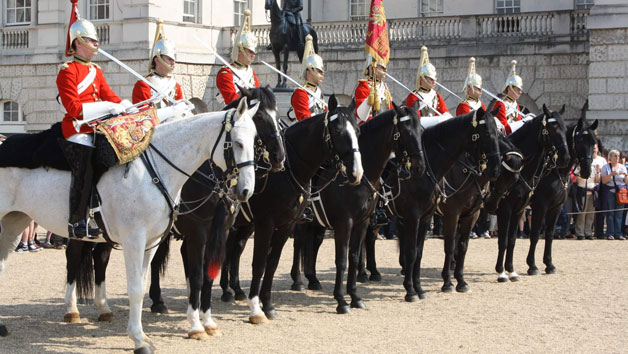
[69,19,98,53]
[502,60,523,93]
[149,20,176,72]
[416,46,436,88]
[301,34,324,79]
[462,57,482,92]
[231,9,258,62]
[363,56,387,76]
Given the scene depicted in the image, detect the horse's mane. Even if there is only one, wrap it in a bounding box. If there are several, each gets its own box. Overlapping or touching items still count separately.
[498,133,519,154]
[360,109,394,134]
[508,113,545,146]
[424,112,473,142]
[224,86,277,111]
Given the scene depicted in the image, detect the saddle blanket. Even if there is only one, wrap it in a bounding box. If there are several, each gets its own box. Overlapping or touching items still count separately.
[97,107,159,164]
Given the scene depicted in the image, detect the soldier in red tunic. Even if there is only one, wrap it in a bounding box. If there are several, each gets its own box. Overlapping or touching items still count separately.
[289,34,326,122]
[216,9,260,105]
[405,46,451,123]
[456,57,486,115]
[57,14,126,238]
[489,60,525,135]
[132,20,183,108]
[354,58,392,124]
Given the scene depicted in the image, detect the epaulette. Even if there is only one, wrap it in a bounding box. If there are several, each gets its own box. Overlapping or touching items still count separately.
[219,66,231,73]
[358,79,368,83]
[91,62,101,69]
[59,61,72,71]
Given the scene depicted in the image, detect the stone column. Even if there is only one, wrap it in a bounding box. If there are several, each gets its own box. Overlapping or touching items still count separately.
[587,0,628,150]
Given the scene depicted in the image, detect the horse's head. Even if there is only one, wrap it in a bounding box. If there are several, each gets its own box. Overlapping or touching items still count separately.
[393,101,425,177]
[229,99,259,202]
[485,135,523,214]
[236,85,286,172]
[470,107,501,180]
[540,104,570,168]
[325,95,363,186]
[571,116,598,179]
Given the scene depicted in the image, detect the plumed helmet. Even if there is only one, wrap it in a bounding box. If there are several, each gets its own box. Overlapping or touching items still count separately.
[463,57,482,92]
[301,35,324,79]
[363,55,387,76]
[231,9,258,62]
[69,19,98,48]
[502,60,523,92]
[149,19,176,71]
[416,46,436,88]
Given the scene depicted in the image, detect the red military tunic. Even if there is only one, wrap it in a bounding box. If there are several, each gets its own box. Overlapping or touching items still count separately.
[405,89,448,117]
[456,98,486,115]
[354,79,393,124]
[57,57,121,139]
[290,82,326,121]
[132,73,183,106]
[492,98,522,135]
[216,63,260,105]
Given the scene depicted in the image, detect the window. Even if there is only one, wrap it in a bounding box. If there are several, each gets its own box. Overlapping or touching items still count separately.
[421,0,443,17]
[6,0,32,25]
[88,0,110,21]
[350,0,369,21]
[496,0,520,14]
[184,0,200,23]
[2,101,22,122]
[234,0,247,26]
[575,0,594,10]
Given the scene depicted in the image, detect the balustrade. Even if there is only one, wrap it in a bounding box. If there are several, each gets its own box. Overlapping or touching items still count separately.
[1,28,29,49]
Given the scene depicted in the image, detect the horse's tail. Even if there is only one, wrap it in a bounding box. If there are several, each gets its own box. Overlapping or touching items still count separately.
[204,202,230,280]
[152,236,171,277]
[67,240,95,302]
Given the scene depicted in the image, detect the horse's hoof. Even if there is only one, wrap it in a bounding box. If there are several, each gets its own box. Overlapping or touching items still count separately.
[0,325,8,337]
[545,266,557,275]
[290,282,305,291]
[441,284,454,293]
[134,346,154,354]
[205,325,222,336]
[63,312,80,323]
[509,272,520,282]
[497,273,508,283]
[308,282,322,291]
[369,273,382,282]
[187,330,209,340]
[150,303,168,314]
[527,267,541,276]
[405,294,419,302]
[264,308,278,320]
[221,292,234,302]
[98,312,113,322]
[234,292,248,302]
[249,313,269,324]
[456,283,470,293]
[336,305,351,314]
[350,300,366,309]
[356,273,369,283]
[418,291,427,300]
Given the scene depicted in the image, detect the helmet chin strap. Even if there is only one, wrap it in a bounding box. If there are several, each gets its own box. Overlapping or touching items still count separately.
[156,54,175,72]
[76,36,98,55]
[308,69,324,84]
[238,46,253,66]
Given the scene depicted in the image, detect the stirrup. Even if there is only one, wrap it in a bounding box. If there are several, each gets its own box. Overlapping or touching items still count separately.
[68,220,102,240]
[298,206,314,224]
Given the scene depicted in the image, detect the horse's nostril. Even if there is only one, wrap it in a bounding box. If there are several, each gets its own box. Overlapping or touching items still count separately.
[242,189,250,197]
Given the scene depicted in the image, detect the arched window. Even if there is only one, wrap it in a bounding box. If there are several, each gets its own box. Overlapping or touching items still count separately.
[1,100,24,122]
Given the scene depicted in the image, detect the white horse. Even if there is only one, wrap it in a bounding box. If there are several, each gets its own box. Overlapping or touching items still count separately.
[0,99,259,354]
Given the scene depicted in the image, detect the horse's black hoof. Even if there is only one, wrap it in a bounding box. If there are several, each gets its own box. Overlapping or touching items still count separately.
[308,282,322,291]
[527,268,541,276]
[418,291,427,300]
[545,266,557,275]
[0,324,8,337]
[150,303,168,314]
[234,292,248,302]
[405,294,419,302]
[400,269,406,276]
[441,284,454,293]
[290,282,305,291]
[221,292,234,302]
[456,283,470,293]
[336,305,351,314]
[369,273,382,282]
[134,346,153,354]
[264,309,278,320]
[350,300,366,309]
[356,273,369,283]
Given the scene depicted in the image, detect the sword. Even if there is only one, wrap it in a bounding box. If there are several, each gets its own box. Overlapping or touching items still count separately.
[481,87,526,117]
[259,60,328,108]
[97,48,176,105]
[191,34,249,87]
[435,81,464,102]
[386,72,443,116]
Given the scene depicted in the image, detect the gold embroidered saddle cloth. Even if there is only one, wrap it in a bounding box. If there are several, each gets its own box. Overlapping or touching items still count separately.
[96,107,159,164]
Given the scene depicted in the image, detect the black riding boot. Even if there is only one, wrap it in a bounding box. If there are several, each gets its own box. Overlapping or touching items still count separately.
[60,140,102,239]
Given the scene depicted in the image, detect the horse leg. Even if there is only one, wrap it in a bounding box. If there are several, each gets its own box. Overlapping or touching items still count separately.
[184,230,209,340]
[356,242,368,283]
[412,219,430,299]
[290,223,306,291]
[543,206,561,274]
[220,231,235,302]
[365,225,381,281]
[149,238,170,314]
[401,216,421,301]
[505,212,522,281]
[303,225,325,290]
[200,278,221,336]
[93,243,114,321]
[526,205,545,275]
[441,212,459,293]
[64,240,90,323]
[347,221,368,309]
[273,49,282,88]
[495,207,511,282]
[454,213,478,293]
[259,225,293,319]
[281,49,289,88]
[333,222,351,314]
[247,220,274,324]
[230,225,252,301]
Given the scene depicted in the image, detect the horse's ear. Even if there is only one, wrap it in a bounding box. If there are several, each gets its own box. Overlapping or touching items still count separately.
[589,119,598,131]
[490,108,500,117]
[392,101,403,116]
[576,116,584,131]
[348,98,356,112]
[411,99,421,112]
[559,104,566,115]
[542,104,551,117]
[237,84,251,98]
[236,96,249,118]
[328,94,338,113]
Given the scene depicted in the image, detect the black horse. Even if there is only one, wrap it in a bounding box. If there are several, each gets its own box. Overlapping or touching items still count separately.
[223,95,363,323]
[265,0,319,88]
[63,87,286,332]
[288,103,425,313]
[525,114,598,276]
[485,105,570,282]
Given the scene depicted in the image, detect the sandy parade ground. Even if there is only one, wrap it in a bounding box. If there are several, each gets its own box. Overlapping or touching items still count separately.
[0,234,627,354]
